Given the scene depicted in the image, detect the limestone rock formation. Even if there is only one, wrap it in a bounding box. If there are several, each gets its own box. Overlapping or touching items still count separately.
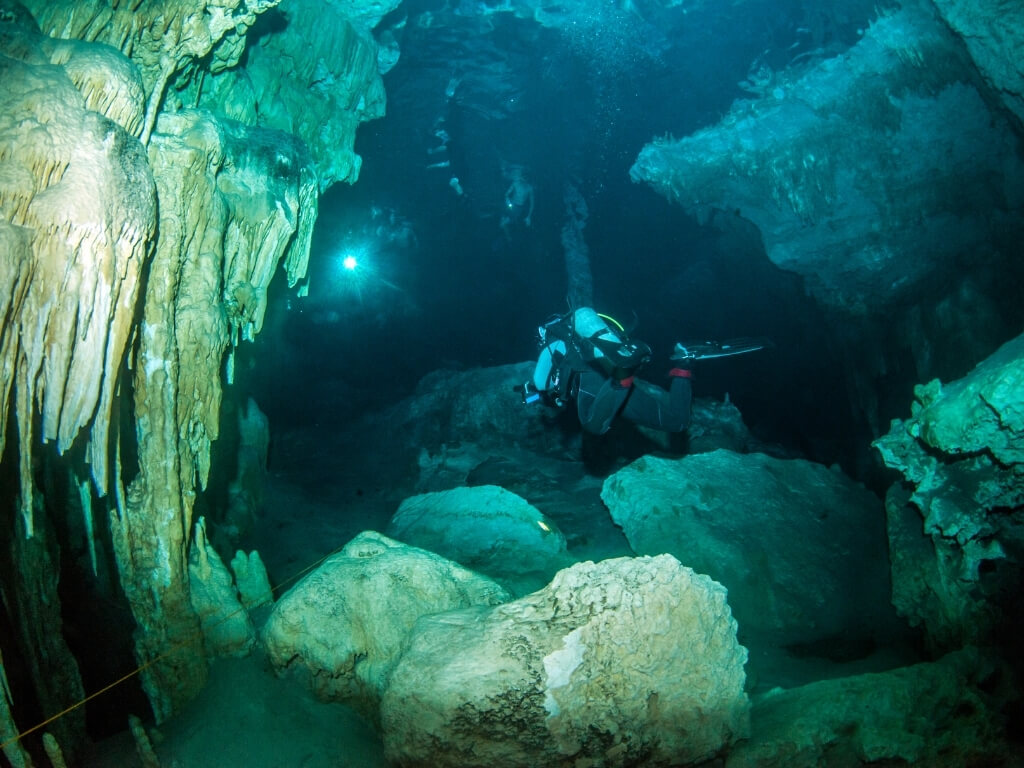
[386,484,571,595]
[262,531,510,717]
[726,648,1012,767]
[601,451,892,647]
[22,0,280,143]
[226,397,271,540]
[874,332,1024,650]
[374,361,765,491]
[630,2,1024,315]
[380,555,749,768]
[187,518,256,658]
[114,106,316,719]
[1,12,155,533]
[0,0,391,744]
[931,0,1024,127]
[185,0,395,189]
[230,549,274,610]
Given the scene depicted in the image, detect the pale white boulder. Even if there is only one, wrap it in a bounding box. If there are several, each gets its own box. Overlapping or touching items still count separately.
[381,554,750,767]
[262,531,510,715]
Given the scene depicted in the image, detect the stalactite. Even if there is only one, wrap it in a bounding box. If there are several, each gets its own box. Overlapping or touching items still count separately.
[110,109,316,720]
[23,0,283,121]
[562,183,594,309]
[76,477,97,578]
[3,0,322,734]
[0,31,155,535]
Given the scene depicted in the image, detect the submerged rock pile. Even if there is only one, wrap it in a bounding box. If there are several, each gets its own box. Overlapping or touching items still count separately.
[264,531,749,767]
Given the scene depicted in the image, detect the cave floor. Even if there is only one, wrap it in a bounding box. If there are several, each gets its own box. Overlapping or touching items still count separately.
[85,421,920,766]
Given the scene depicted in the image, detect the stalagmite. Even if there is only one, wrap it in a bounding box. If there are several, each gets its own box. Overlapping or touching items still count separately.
[128,715,161,768]
[111,107,316,720]
[188,517,256,657]
[42,733,68,768]
[0,650,33,768]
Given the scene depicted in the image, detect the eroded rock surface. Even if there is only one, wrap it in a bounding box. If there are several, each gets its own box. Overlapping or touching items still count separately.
[874,332,1024,650]
[263,531,510,717]
[601,450,892,648]
[386,484,571,595]
[186,0,393,189]
[727,648,1013,767]
[380,555,749,768]
[115,106,316,719]
[0,13,155,531]
[931,0,1024,127]
[631,3,1024,315]
[22,0,280,143]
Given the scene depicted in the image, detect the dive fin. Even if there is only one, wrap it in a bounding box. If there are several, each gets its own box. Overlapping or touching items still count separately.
[673,337,773,362]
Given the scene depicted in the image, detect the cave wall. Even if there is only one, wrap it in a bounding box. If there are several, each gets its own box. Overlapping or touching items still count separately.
[630,0,1024,448]
[628,0,1024,679]
[631,1,1024,320]
[0,0,387,756]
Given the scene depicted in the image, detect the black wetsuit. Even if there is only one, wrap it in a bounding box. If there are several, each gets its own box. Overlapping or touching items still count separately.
[537,310,693,435]
[574,367,692,435]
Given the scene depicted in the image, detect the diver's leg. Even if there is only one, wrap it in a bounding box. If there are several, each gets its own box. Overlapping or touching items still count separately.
[621,373,692,432]
[575,369,630,435]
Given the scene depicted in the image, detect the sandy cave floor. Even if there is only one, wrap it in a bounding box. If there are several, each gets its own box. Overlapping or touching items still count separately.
[82,424,921,767]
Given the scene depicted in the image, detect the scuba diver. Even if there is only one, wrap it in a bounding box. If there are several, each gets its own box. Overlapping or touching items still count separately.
[522,307,769,435]
[500,163,534,237]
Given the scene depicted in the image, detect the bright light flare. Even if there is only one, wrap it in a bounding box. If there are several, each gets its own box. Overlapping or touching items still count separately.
[342,255,358,271]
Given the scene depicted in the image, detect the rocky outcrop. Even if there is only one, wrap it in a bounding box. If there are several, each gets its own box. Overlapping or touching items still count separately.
[931,0,1024,128]
[601,450,892,648]
[0,13,155,533]
[22,0,280,143]
[185,0,395,190]
[263,531,510,718]
[386,484,571,595]
[187,518,256,658]
[727,648,1013,767]
[1,14,151,755]
[113,106,316,719]
[630,3,1024,315]
[380,555,749,768]
[374,361,766,490]
[874,332,1024,651]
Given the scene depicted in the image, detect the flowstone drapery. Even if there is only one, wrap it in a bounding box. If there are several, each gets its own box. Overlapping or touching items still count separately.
[1,0,385,751]
[116,108,317,719]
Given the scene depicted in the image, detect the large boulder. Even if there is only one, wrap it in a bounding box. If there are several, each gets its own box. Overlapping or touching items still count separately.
[727,648,1013,767]
[380,555,749,768]
[873,332,1024,651]
[601,450,892,647]
[386,484,571,595]
[262,531,510,717]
